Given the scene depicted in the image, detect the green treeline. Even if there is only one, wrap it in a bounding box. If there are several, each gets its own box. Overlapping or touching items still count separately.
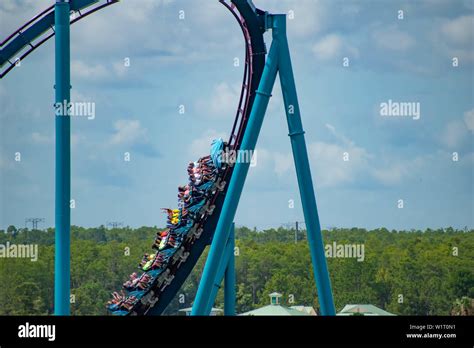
[0,225,472,315]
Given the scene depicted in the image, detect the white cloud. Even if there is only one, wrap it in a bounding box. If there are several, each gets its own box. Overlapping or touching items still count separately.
[441,120,469,148]
[197,82,240,118]
[372,157,424,185]
[312,34,359,61]
[69,0,241,64]
[109,120,148,146]
[464,108,474,132]
[269,124,372,187]
[325,123,354,146]
[188,129,227,159]
[312,34,343,60]
[439,109,473,149]
[373,26,415,51]
[265,124,432,188]
[112,61,129,78]
[309,140,371,187]
[31,132,52,144]
[273,152,293,176]
[434,16,474,64]
[0,0,45,34]
[441,15,474,46]
[71,60,108,80]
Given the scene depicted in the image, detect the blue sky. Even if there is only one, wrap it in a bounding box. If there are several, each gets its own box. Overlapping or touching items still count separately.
[0,0,473,231]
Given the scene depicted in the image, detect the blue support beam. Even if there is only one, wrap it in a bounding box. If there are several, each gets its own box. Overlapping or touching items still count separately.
[191,38,280,316]
[204,223,234,314]
[224,223,236,316]
[193,13,336,316]
[54,0,71,316]
[274,14,335,315]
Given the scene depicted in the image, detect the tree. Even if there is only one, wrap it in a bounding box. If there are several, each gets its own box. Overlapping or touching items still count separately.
[6,225,17,238]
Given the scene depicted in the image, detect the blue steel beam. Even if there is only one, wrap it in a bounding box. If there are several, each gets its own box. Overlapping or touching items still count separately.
[193,13,336,316]
[191,36,280,316]
[203,223,235,314]
[224,223,236,316]
[54,0,71,316]
[275,14,335,315]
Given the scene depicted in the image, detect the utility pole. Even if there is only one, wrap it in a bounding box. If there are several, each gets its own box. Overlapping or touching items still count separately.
[295,221,298,244]
[25,218,45,230]
[282,221,305,243]
[295,221,306,243]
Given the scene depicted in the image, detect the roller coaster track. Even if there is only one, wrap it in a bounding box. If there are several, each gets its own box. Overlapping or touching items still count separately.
[0,0,119,78]
[0,0,267,315]
[138,0,267,316]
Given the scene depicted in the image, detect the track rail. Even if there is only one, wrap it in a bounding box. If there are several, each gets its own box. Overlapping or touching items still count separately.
[131,0,267,316]
[0,0,119,78]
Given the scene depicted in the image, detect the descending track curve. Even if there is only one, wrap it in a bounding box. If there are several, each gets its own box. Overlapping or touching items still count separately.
[0,0,119,78]
[133,0,268,316]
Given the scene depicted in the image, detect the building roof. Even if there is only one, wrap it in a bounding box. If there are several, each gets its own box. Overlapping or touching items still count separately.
[290,306,317,315]
[337,304,395,316]
[240,304,310,316]
[179,307,223,313]
[269,292,282,297]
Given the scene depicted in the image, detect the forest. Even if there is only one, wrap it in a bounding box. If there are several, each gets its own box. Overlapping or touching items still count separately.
[0,225,472,316]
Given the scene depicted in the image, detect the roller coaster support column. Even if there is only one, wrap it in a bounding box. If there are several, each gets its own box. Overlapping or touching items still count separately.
[204,223,235,314]
[192,37,279,316]
[224,223,236,315]
[275,14,335,315]
[54,0,71,316]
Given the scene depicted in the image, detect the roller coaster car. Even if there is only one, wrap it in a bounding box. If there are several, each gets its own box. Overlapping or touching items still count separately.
[120,295,139,311]
[173,220,195,237]
[186,198,207,215]
[107,291,125,311]
[190,168,217,184]
[152,229,180,251]
[159,247,178,260]
[147,268,165,279]
[184,185,206,199]
[152,229,167,247]
[162,207,186,227]
[107,290,138,312]
[123,272,153,291]
[187,156,218,185]
[123,272,139,290]
[108,139,227,314]
[142,253,168,272]
[139,253,156,271]
[178,185,191,198]
[193,180,216,194]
